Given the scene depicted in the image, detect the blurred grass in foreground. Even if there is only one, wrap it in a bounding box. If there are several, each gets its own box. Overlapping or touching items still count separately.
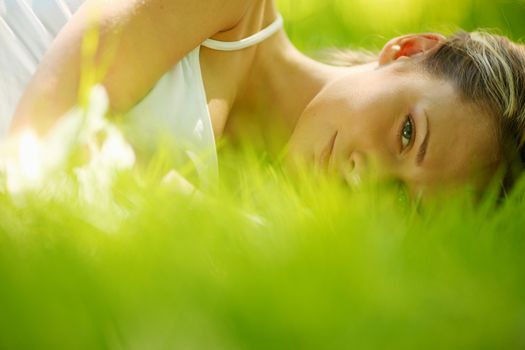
[1,0,525,349]
[1,147,525,349]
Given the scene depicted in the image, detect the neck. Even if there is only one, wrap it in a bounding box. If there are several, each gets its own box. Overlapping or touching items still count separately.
[232,27,376,149]
[243,31,341,130]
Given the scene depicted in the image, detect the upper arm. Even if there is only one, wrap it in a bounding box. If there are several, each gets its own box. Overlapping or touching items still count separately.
[10,0,255,135]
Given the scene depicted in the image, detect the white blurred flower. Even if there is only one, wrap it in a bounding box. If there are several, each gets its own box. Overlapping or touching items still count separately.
[3,130,44,193]
[1,84,136,203]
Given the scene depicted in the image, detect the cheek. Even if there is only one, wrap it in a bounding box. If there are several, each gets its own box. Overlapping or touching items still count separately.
[287,75,408,162]
[287,94,349,156]
[337,91,402,154]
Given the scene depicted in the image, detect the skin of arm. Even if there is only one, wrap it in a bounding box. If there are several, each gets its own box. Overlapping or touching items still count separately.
[9,0,254,136]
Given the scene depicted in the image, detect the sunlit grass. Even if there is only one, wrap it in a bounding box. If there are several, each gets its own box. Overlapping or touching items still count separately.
[1,1,525,349]
[1,139,525,349]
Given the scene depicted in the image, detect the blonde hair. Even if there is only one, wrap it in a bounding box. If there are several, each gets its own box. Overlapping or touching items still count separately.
[421,31,525,193]
[328,31,525,194]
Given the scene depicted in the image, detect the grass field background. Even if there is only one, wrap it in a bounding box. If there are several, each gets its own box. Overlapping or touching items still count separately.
[1,1,525,349]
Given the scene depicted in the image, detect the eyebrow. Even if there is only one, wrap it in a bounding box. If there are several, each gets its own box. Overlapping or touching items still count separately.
[416,111,430,166]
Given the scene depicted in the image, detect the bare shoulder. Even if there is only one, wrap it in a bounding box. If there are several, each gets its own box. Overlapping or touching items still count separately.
[11,0,261,135]
[127,0,259,31]
[94,0,261,106]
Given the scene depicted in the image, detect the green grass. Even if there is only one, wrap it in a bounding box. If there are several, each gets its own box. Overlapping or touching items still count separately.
[1,1,525,349]
[1,143,525,349]
[278,0,525,51]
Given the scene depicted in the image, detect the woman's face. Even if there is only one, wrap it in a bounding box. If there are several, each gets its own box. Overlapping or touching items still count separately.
[286,56,500,195]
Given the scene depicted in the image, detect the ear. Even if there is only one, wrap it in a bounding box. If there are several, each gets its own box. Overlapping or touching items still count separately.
[378,33,446,66]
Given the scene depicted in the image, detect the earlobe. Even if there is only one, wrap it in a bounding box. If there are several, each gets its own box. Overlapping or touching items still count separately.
[378,33,446,66]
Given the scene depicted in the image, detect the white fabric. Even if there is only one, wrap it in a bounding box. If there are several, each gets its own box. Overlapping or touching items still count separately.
[0,0,83,136]
[202,14,283,51]
[125,14,284,185]
[0,1,282,186]
[123,46,219,187]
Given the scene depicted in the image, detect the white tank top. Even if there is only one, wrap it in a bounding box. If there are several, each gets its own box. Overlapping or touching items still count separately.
[0,0,84,136]
[124,16,284,186]
[0,0,284,186]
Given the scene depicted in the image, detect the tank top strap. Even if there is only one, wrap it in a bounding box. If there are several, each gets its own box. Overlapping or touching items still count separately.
[201,14,283,51]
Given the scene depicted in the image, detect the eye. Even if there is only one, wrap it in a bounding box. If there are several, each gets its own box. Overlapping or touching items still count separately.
[400,115,414,149]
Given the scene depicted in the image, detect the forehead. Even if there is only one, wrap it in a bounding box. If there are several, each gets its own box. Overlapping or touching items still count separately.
[405,72,500,189]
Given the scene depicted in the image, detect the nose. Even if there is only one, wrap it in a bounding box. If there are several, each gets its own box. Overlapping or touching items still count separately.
[342,151,404,189]
[342,151,367,187]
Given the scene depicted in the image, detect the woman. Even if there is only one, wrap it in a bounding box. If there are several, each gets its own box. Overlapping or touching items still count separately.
[4,0,525,196]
